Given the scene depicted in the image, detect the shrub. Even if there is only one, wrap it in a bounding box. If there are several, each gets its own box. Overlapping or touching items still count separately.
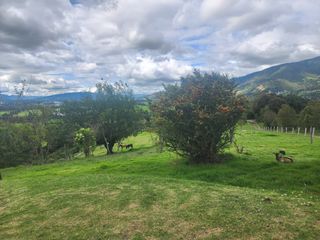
[74,128,96,157]
[151,70,244,163]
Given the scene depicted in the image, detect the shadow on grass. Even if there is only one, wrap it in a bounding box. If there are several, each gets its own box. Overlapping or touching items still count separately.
[96,148,320,195]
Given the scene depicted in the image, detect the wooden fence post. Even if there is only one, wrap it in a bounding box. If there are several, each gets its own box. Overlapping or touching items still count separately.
[312,127,315,140]
[310,127,313,144]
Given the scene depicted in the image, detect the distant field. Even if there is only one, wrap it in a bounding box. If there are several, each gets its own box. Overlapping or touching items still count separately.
[0,111,9,116]
[1,128,320,239]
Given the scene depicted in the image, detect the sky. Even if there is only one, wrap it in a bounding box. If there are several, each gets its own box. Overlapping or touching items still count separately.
[0,0,320,96]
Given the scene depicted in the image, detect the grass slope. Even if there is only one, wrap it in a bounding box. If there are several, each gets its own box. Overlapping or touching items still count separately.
[1,128,320,239]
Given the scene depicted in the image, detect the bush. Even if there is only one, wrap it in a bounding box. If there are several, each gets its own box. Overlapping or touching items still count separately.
[151,70,244,163]
[74,128,96,157]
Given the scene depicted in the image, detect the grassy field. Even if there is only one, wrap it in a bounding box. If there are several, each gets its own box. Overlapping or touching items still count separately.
[1,127,320,239]
[0,111,9,116]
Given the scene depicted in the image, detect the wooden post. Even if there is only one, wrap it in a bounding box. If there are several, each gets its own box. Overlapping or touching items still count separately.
[312,127,316,138]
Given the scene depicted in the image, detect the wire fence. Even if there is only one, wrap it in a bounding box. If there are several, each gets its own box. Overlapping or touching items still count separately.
[260,126,317,144]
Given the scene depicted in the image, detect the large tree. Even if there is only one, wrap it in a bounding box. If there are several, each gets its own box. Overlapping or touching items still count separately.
[299,101,320,128]
[62,81,144,154]
[277,104,297,127]
[151,70,244,163]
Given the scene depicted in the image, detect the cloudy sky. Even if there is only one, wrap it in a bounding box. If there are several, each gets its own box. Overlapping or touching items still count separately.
[0,0,320,95]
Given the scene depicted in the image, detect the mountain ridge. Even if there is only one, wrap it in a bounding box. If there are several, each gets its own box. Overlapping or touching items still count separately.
[0,92,148,104]
[234,56,320,98]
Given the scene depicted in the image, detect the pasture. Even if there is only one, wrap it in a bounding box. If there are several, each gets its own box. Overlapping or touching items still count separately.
[1,127,320,239]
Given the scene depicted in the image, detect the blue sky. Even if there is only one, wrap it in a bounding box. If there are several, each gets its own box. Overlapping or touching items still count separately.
[0,0,320,95]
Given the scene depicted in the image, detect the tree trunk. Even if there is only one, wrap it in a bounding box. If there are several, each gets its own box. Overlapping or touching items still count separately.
[103,140,115,154]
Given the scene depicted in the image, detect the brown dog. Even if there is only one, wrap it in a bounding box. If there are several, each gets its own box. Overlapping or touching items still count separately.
[274,152,294,163]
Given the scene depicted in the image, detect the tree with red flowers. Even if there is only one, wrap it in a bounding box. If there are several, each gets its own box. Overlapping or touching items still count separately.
[151,70,245,163]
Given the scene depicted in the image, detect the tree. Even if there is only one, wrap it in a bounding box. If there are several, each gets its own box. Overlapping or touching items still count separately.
[0,122,41,168]
[283,94,308,113]
[62,81,144,154]
[94,81,144,154]
[260,107,277,127]
[277,104,297,127]
[252,93,285,117]
[74,128,96,157]
[299,101,320,128]
[151,70,244,164]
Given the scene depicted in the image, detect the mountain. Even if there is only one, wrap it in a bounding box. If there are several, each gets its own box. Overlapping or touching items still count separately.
[0,92,148,104]
[36,92,94,102]
[234,56,320,98]
[0,92,93,104]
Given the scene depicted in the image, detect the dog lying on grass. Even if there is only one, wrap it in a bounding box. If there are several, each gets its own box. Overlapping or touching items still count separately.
[274,151,294,163]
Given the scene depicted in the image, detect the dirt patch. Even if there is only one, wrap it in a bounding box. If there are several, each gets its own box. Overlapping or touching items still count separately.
[196,227,223,239]
[315,220,320,230]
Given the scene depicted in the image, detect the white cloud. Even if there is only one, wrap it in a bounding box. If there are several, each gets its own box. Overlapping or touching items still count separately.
[0,0,320,94]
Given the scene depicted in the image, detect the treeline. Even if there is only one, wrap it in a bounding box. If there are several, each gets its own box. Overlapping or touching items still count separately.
[0,82,147,168]
[1,72,320,168]
[247,93,320,128]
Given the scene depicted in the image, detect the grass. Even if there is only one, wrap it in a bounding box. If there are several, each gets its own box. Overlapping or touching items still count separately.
[0,111,9,116]
[1,127,320,239]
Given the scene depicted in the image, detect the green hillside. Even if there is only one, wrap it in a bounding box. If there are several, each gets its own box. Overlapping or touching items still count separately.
[235,56,320,98]
[1,128,320,239]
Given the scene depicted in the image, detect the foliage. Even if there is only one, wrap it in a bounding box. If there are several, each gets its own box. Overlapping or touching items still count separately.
[277,104,297,127]
[0,122,41,168]
[283,94,308,113]
[252,93,286,116]
[299,101,320,128]
[260,106,277,127]
[94,81,144,153]
[62,81,145,154]
[251,93,314,128]
[151,70,244,163]
[74,128,96,157]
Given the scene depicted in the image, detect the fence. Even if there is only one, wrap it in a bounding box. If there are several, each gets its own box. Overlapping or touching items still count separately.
[260,126,317,144]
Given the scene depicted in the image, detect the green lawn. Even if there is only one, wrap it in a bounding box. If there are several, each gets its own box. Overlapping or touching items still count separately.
[1,128,320,239]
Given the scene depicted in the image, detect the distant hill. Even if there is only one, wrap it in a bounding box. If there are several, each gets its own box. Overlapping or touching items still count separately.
[36,92,94,102]
[0,92,148,104]
[0,92,93,104]
[234,56,320,99]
